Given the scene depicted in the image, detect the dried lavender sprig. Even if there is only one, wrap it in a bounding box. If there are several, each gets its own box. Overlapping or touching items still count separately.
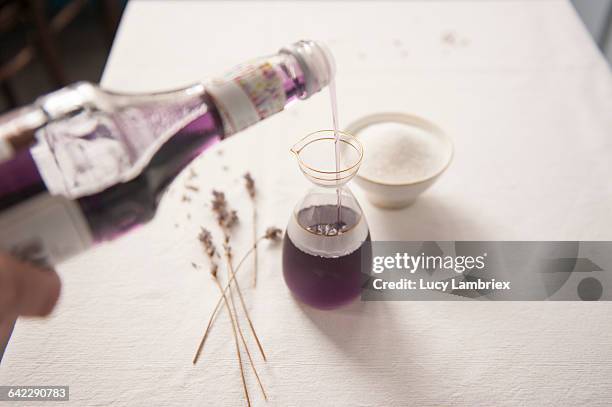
[193,228,220,364]
[195,229,263,402]
[193,236,265,365]
[221,226,278,362]
[198,227,217,259]
[211,271,251,407]
[214,189,267,362]
[263,227,283,241]
[211,190,238,233]
[225,262,268,401]
[210,190,266,361]
[243,173,258,288]
[244,172,256,199]
[225,250,267,362]
[193,228,282,364]
[216,202,266,361]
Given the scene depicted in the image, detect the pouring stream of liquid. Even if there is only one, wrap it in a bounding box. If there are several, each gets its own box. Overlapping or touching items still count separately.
[329,79,342,226]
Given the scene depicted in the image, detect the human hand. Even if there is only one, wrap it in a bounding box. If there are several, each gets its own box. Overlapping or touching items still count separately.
[0,253,61,347]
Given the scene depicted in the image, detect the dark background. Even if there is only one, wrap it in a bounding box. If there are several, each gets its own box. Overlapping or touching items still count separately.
[0,0,609,115]
[0,0,126,112]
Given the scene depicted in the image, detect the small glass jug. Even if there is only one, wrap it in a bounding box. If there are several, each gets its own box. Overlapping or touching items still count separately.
[283,130,371,310]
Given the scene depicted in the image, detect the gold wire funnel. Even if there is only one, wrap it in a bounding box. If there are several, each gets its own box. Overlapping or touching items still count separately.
[290,130,363,188]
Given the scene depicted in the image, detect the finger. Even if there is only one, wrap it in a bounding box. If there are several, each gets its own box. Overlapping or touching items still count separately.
[0,255,61,317]
[0,315,16,354]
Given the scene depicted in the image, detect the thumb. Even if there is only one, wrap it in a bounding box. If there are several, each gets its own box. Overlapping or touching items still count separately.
[0,254,61,317]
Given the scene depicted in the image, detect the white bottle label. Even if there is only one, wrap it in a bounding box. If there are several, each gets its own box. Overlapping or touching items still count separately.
[30,95,208,199]
[0,194,93,266]
[207,61,286,135]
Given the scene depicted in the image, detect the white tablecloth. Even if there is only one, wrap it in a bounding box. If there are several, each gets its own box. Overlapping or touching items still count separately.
[2,1,612,405]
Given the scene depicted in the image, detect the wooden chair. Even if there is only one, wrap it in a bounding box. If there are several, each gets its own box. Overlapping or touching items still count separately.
[0,0,121,108]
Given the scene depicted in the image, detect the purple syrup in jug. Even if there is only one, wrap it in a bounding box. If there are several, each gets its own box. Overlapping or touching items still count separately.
[282,205,371,310]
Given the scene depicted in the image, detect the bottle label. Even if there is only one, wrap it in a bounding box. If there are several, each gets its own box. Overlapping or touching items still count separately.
[0,194,93,267]
[207,61,286,135]
[31,95,209,198]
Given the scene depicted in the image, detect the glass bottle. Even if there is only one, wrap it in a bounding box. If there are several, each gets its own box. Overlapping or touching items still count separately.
[283,130,371,310]
[0,40,334,266]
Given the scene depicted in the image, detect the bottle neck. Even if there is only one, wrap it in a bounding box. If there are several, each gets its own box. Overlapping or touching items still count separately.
[204,52,306,136]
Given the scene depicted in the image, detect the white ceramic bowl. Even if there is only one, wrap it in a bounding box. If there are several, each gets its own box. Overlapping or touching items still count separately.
[344,112,453,209]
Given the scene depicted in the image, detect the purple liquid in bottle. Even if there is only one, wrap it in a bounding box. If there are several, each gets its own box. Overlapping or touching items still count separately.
[77,63,305,242]
[0,58,307,246]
